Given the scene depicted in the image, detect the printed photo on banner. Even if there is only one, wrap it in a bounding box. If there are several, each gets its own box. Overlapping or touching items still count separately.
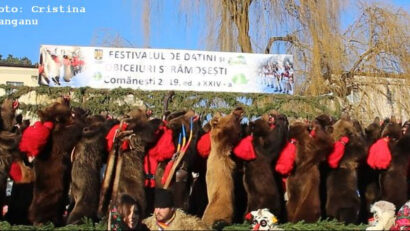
[38,46,86,86]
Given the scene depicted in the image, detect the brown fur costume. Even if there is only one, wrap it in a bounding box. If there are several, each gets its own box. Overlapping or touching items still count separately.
[326,118,366,223]
[0,131,20,219]
[380,121,409,209]
[156,110,203,213]
[0,99,18,131]
[116,118,163,218]
[286,121,333,223]
[28,102,85,226]
[242,113,287,218]
[0,98,20,218]
[358,118,383,222]
[143,209,210,230]
[67,117,116,224]
[202,107,243,226]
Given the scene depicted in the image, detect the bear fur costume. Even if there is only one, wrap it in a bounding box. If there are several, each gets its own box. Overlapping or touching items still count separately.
[202,107,244,227]
[67,116,118,224]
[116,118,164,218]
[0,131,21,219]
[155,110,202,210]
[358,118,382,223]
[0,98,20,218]
[325,118,367,224]
[28,102,85,226]
[286,120,333,223]
[379,121,410,209]
[0,99,19,132]
[241,113,288,219]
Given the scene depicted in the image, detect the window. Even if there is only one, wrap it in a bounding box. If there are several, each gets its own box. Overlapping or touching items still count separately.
[6,81,23,95]
[6,81,23,86]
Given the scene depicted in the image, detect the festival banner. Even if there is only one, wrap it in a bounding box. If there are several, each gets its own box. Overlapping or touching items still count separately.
[38,45,294,94]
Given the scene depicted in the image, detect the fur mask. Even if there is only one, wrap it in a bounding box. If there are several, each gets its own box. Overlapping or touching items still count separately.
[366,200,396,231]
[246,208,282,231]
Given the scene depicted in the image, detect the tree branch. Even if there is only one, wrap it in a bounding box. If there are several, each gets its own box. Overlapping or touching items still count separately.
[349,42,381,74]
[264,35,296,54]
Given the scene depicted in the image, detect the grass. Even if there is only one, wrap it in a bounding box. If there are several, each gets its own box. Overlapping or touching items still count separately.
[0,219,368,230]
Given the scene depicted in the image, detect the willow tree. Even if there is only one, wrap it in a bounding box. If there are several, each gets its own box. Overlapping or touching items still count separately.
[135,0,409,96]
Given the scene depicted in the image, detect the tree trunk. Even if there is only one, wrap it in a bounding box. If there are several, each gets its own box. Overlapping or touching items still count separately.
[222,0,253,53]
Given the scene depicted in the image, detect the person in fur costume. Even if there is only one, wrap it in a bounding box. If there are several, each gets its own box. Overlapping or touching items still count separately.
[143,188,209,230]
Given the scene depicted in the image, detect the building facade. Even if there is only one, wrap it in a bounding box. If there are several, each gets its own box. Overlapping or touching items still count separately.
[0,64,39,87]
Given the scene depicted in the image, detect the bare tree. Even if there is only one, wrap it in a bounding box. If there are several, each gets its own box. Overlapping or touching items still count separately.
[136,0,409,96]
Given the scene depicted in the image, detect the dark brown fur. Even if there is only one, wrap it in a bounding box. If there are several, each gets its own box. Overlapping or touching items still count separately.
[117,118,163,218]
[286,121,333,223]
[359,118,383,220]
[0,99,18,132]
[242,114,287,219]
[67,118,115,224]
[29,102,84,226]
[156,110,202,212]
[0,131,20,219]
[326,119,366,224]
[380,122,409,209]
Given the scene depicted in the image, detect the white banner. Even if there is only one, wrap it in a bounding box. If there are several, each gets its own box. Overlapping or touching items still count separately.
[38,45,294,94]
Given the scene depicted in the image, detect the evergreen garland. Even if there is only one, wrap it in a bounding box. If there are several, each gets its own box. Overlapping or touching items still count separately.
[0,85,341,119]
[0,220,368,230]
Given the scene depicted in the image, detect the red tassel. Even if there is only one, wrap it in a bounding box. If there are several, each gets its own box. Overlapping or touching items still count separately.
[197,132,211,158]
[275,139,297,175]
[328,136,349,168]
[12,100,19,110]
[161,160,175,185]
[148,127,175,161]
[253,224,261,231]
[19,121,54,157]
[105,123,129,152]
[245,212,252,221]
[233,136,257,161]
[9,162,22,182]
[310,129,316,137]
[367,137,392,170]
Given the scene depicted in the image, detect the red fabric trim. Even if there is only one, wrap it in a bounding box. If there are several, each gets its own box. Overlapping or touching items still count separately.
[196,132,211,158]
[105,123,129,152]
[144,126,175,188]
[327,136,349,168]
[275,139,297,175]
[19,121,54,157]
[147,127,175,161]
[233,136,257,161]
[309,129,316,137]
[9,162,22,182]
[143,155,157,188]
[367,137,392,170]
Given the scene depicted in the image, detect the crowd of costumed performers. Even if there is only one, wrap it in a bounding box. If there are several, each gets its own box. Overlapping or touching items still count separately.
[0,96,409,230]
